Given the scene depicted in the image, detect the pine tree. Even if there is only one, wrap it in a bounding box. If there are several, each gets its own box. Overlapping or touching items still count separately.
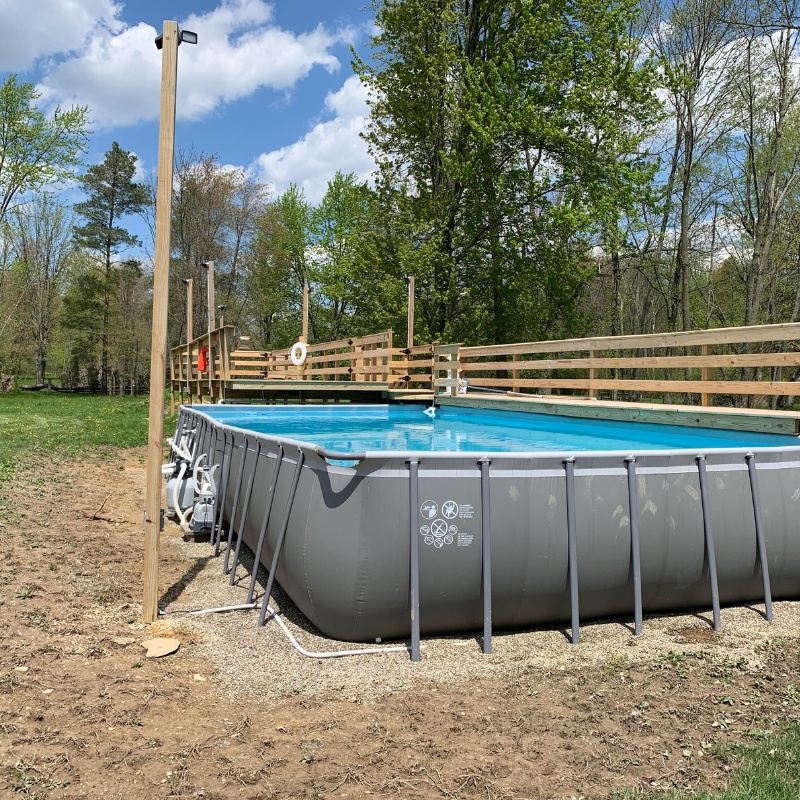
[73,142,148,392]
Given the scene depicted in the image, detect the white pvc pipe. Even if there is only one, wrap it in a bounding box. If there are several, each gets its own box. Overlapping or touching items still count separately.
[265,604,409,658]
[159,602,411,658]
[172,461,187,520]
[192,453,206,493]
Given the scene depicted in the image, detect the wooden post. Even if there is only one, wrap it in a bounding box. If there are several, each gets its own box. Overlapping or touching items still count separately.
[206,260,214,399]
[143,20,180,624]
[184,278,193,404]
[218,305,226,329]
[512,353,521,393]
[301,285,309,344]
[407,275,415,350]
[701,344,713,406]
[588,349,601,399]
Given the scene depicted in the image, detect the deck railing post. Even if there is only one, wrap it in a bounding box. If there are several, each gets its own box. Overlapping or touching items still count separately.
[222,437,248,574]
[246,444,284,602]
[479,457,492,654]
[407,458,421,662]
[258,449,305,626]
[625,456,643,635]
[564,457,580,645]
[213,432,233,556]
[746,454,773,622]
[229,441,262,584]
[696,455,722,631]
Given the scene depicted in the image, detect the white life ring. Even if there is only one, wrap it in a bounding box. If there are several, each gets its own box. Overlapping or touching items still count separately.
[290,341,307,367]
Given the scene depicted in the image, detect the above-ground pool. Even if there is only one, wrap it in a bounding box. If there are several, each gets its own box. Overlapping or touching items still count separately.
[174,404,800,652]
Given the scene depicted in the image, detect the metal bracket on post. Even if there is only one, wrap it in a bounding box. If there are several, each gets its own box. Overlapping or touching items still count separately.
[222,437,248,575]
[564,457,580,645]
[625,456,643,635]
[696,455,721,631]
[229,441,262,584]
[247,444,284,603]
[407,458,421,662]
[478,457,492,654]
[258,449,305,627]
[746,454,773,622]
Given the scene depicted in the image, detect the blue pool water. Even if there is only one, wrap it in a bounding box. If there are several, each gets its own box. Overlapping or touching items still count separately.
[196,404,798,454]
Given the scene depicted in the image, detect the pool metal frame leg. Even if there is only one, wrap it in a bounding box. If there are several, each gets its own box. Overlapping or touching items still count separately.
[229,441,262,584]
[246,445,285,604]
[479,457,492,654]
[213,432,233,556]
[625,456,643,636]
[407,458,421,662]
[258,449,305,627]
[222,437,248,575]
[746,453,773,622]
[696,455,722,631]
[564,457,580,645]
[208,429,225,546]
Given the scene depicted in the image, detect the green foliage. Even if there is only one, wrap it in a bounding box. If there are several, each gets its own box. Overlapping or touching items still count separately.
[73,142,147,256]
[70,142,148,391]
[0,75,90,222]
[354,0,662,344]
[614,723,800,798]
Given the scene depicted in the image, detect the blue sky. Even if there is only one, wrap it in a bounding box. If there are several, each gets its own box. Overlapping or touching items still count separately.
[0,0,376,212]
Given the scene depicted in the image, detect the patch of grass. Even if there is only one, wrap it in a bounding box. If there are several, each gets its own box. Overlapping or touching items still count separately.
[0,391,173,473]
[614,723,800,798]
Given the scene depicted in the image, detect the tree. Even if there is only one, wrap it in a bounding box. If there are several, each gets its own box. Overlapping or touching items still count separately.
[73,142,148,393]
[6,195,75,383]
[166,149,268,347]
[355,0,662,344]
[309,172,397,340]
[0,75,90,222]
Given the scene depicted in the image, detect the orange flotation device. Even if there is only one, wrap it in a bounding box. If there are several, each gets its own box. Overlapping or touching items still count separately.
[197,345,210,373]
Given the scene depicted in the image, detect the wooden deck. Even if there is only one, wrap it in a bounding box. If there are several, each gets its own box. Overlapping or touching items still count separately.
[437,393,800,435]
[169,321,800,435]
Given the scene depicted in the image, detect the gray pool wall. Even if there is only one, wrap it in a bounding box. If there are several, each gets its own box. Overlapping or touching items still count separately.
[178,406,800,643]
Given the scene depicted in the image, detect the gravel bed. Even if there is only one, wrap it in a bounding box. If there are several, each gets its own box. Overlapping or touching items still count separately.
[155,524,800,704]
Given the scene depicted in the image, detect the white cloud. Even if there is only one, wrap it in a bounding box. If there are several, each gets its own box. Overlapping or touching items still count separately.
[0,0,122,71]
[34,0,348,128]
[254,75,374,203]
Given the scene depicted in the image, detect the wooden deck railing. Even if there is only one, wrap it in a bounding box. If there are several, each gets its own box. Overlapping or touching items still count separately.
[434,323,800,405]
[170,328,437,397]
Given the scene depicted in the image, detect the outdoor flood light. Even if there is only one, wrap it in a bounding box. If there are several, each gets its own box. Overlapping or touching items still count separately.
[155,28,198,49]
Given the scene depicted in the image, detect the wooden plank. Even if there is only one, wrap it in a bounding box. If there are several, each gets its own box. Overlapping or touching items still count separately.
[228,380,392,391]
[464,376,800,395]
[460,321,800,357]
[437,395,800,435]
[458,353,800,370]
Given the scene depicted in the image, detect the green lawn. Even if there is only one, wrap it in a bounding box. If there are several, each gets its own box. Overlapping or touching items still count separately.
[0,391,175,470]
[614,724,800,799]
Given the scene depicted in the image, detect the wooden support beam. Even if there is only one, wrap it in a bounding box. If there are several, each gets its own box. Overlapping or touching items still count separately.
[143,19,179,625]
[407,275,415,349]
[588,349,600,399]
[701,344,713,406]
[301,285,309,344]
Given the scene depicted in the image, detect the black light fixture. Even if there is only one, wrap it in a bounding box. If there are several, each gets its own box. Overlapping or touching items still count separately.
[155,28,198,50]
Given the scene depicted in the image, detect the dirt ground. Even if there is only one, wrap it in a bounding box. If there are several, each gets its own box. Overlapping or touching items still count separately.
[3,447,800,799]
